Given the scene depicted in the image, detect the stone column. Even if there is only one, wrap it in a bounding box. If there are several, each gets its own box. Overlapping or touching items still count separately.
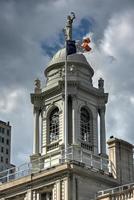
[33,107,40,154]
[93,110,98,154]
[32,78,41,155]
[56,181,61,200]
[99,107,106,155]
[25,189,32,200]
[65,178,69,200]
[32,191,40,200]
[72,176,78,200]
[72,95,78,145]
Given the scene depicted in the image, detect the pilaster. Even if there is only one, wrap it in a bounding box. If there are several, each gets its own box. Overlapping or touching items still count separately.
[64,177,69,200]
[33,107,40,154]
[72,95,78,145]
[32,191,40,200]
[24,189,32,200]
[92,108,98,154]
[99,106,106,155]
[56,181,61,200]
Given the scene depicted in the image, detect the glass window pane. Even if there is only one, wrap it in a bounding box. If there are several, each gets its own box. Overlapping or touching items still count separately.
[80,107,92,143]
[49,107,59,143]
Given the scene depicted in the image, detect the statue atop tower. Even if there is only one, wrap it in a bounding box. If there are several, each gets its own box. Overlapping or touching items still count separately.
[64,12,75,40]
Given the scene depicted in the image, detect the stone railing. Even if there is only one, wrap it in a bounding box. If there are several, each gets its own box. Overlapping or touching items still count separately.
[96,183,134,200]
[0,146,111,184]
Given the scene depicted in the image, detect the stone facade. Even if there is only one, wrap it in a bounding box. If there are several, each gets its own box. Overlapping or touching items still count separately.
[0,163,118,200]
[107,137,134,184]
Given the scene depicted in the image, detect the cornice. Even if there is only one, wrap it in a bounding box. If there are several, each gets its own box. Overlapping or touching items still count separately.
[0,162,119,198]
[30,80,108,107]
[0,163,71,197]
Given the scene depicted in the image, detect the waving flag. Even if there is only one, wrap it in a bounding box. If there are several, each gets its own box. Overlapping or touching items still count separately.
[76,37,92,53]
[66,40,76,55]
[66,38,91,55]
[81,38,92,52]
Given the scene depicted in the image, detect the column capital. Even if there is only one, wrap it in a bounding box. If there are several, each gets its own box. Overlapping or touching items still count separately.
[98,106,106,114]
[34,106,41,114]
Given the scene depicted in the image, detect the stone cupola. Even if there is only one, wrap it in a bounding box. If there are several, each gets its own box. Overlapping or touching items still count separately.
[31,48,108,157]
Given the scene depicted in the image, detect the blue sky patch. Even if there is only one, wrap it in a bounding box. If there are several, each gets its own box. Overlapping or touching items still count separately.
[73,17,94,40]
[41,17,94,57]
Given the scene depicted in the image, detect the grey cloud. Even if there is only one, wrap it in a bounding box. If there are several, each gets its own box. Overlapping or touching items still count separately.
[87,8,134,145]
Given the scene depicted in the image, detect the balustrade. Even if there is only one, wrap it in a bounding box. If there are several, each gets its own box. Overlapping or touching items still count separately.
[0,146,111,184]
[97,183,134,200]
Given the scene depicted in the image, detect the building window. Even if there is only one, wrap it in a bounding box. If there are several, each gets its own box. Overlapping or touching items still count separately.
[7,130,10,136]
[6,149,8,154]
[6,158,8,164]
[41,192,52,200]
[49,107,59,143]
[1,128,5,134]
[2,137,4,143]
[6,139,9,145]
[0,128,5,134]
[80,107,92,143]
[1,146,4,153]
[1,156,3,162]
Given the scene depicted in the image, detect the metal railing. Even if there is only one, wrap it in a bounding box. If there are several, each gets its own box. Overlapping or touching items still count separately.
[96,182,134,199]
[61,146,111,173]
[0,146,111,184]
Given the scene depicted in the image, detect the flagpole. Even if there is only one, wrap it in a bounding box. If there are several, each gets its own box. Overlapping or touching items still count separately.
[64,12,75,157]
[64,39,68,154]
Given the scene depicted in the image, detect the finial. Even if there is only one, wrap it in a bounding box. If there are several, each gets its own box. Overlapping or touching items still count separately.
[98,78,104,89]
[63,12,75,40]
[34,78,41,94]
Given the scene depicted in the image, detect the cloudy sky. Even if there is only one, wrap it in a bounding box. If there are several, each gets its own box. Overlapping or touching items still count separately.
[0,0,134,166]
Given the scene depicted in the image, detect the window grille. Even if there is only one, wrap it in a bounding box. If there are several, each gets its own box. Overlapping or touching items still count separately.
[49,107,59,143]
[41,192,52,200]
[80,107,92,143]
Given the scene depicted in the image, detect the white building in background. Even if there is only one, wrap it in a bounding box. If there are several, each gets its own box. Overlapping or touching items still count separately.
[0,120,12,171]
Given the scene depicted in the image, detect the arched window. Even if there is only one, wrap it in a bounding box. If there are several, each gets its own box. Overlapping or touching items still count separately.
[49,107,59,143]
[80,107,92,142]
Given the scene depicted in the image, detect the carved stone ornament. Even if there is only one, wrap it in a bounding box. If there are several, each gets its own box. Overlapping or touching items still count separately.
[34,78,41,94]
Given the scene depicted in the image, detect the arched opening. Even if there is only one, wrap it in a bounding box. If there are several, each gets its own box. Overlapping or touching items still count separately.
[49,107,59,143]
[80,107,93,149]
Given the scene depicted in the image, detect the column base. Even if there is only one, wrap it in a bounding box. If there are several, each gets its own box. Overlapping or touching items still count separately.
[30,153,41,162]
[99,153,108,159]
[30,153,41,173]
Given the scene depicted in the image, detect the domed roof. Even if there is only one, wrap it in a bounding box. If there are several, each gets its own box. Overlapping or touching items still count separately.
[48,48,89,66]
[45,48,94,77]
